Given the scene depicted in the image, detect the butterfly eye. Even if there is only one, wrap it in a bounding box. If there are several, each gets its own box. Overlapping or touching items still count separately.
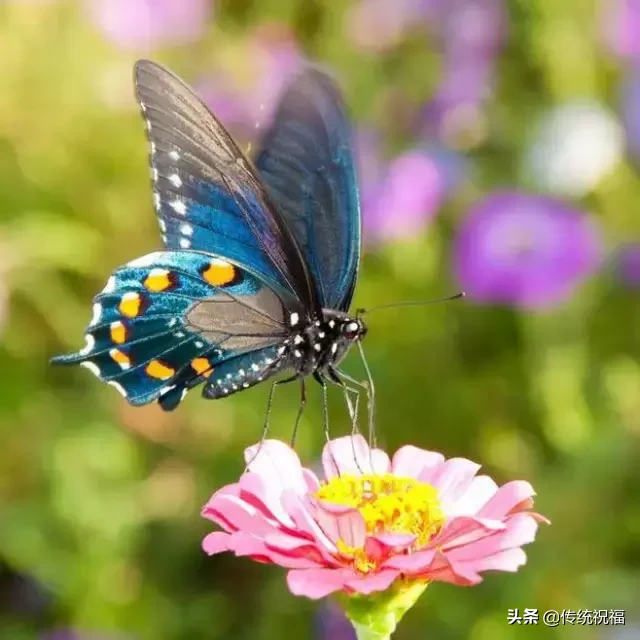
[343,320,361,339]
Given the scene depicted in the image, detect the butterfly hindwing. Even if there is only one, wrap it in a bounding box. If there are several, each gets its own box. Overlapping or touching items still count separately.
[255,67,361,311]
[134,59,318,314]
[52,251,288,409]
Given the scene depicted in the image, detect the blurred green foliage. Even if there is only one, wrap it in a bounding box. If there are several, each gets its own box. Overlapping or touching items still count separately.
[0,1,639,639]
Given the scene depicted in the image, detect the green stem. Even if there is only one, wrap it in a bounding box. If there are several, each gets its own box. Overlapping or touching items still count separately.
[338,581,428,640]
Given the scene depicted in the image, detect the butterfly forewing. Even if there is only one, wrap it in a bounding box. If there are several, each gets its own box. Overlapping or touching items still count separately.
[255,67,361,311]
[134,59,318,313]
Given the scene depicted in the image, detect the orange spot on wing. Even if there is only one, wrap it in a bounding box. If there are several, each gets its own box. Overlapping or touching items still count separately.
[110,321,127,344]
[119,292,142,318]
[191,357,213,377]
[110,348,131,369]
[202,259,237,287]
[144,269,174,292]
[145,359,175,380]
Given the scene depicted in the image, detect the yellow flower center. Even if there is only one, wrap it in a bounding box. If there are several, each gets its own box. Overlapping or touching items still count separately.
[314,474,445,573]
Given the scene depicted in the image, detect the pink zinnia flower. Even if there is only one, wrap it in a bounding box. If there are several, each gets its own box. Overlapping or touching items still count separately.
[202,436,547,599]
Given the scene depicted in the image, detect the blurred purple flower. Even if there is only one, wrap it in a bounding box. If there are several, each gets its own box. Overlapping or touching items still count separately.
[421,0,507,145]
[345,0,440,53]
[85,0,212,51]
[198,26,302,142]
[616,245,640,287]
[454,191,602,308]
[621,66,640,161]
[363,149,445,243]
[316,601,356,639]
[602,0,640,60]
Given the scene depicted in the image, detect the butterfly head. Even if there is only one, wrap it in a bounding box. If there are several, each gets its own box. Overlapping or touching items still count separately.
[341,316,367,342]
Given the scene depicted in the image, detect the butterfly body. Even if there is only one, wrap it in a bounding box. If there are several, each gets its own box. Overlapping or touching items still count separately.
[53,59,365,413]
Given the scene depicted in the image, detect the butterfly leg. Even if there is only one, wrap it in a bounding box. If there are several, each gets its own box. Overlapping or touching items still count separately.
[289,378,307,449]
[246,374,299,470]
[333,360,376,448]
[315,372,351,478]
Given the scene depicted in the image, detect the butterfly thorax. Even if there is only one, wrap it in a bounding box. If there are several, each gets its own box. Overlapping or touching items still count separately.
[283,309,367,377]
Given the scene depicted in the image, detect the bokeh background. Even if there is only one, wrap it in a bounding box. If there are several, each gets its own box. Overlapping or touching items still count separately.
[1,0,639,638]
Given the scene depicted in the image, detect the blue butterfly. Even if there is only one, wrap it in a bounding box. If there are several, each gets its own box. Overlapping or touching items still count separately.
[52,60,370,421]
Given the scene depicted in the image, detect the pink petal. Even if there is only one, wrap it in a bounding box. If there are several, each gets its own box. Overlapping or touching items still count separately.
[204,494,279,537]
[446,514,539,563]
[287,568,352,599]
[314,500,358,515]
[436,516,506,550]
[315,504,367,548]
[382,549,436,573]
[448,475,499,516]
[244,440,308,495]
[391,445,444,479]
[430,458,481,508]
[202,532,231,555]
[229,532,320,569]
[477,481,536,519]
[280,491,340,559]
[370,533,416,550]
[466,547,528,573]
[344,569,399,595]
[418,551,481,585]
[303,468,321,493]
[238,472,294,527]
[322,435,387,479]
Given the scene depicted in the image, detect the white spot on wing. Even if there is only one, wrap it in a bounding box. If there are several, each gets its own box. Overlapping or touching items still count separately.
[169,150,180,161]
[153,192,161,209]
[290,312,299,327]
[294,335,304,345]
[128,252,162,268]
[80,361,101,378]
[319,332,325,339]
[179,238,191,249]
[159,219,167,232]
[151,167,159,181]
[195,341,204,348]
[107,380,127,397]
[251,363,260,372]
[169,174,182,188]
[314,343,322,352]
[80,334,95,355]
[102,276,116,293]
[171,200,187,215]
[180,223,193,236]
[328,320,335,328]
[150,141,156,155]
[89,303,102,327]
[294,349,302,358]
[331,343,338,354]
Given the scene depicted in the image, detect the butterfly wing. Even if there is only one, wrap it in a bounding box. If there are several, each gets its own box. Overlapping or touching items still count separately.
[135,59,319,315]
[254,67,361,311]
[51,251,291,410]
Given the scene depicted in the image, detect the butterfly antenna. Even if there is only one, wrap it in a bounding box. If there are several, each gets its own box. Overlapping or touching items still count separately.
[358,292,465,316]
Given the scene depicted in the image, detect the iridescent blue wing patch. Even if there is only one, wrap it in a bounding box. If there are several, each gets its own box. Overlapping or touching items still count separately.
[255,67,361,311]
[135,59,318,314]
[51,251,289,410]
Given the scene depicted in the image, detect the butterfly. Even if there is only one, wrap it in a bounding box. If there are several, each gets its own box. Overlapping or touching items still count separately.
[52,59,372,428]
